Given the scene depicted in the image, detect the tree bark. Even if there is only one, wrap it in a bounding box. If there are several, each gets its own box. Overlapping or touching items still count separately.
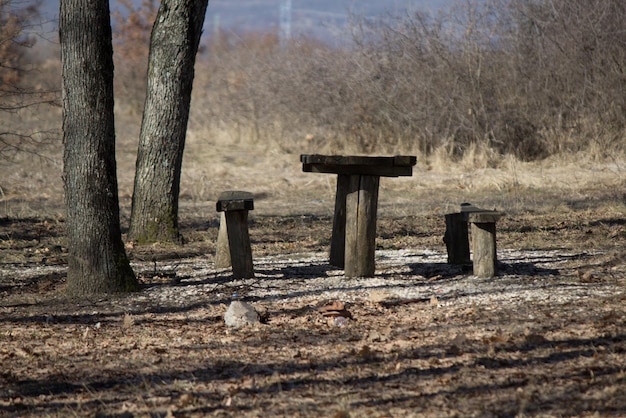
[60,0,138,295]
[128,0,209,244]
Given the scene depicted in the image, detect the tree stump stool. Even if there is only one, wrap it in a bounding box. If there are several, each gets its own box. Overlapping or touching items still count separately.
[215,191,255,279]
[444,203,504,278]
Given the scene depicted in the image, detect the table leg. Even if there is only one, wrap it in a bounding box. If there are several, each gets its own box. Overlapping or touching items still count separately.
[345,175,379,277]
[330,174,349,267]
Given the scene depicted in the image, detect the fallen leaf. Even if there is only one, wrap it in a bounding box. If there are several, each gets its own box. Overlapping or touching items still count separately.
[122,313,134,330]
[451,333,467,346]
[318,301,352,318]
[177,393,194,407]
[369,289,391,303]
[367,330,384,342]
[354,345,376,360]
[318,301,345,313]
[332,410,350,418]
[446,345,463,356]
[483,333,509,344]
[241,377,256,390]
[525,333,548,345]
[15,346,32,358]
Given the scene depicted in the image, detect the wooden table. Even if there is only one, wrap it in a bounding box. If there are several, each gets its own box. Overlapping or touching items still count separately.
[301,154,417,277]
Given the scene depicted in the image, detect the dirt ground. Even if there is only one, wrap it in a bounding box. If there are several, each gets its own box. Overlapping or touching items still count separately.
[1,147,626,417]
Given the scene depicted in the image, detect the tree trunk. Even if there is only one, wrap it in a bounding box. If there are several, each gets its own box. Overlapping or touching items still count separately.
[128,0,209,244]
[60,0,138,295]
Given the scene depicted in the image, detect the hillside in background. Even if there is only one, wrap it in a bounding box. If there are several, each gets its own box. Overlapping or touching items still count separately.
[40,0,454,41]
[203,0,452,39]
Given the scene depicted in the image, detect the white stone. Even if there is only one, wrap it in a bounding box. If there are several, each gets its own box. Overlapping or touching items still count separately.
[224,301,260,328]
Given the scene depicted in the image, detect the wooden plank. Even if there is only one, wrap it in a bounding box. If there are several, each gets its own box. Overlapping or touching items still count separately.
[467,212,504,223]
[329,174,349,268]
[460,203,504,223]
[300,154,416,177]
[393,155,417,166]
[344,175,379,277]
[301,154,416,167]
[302,163,414,177]
[216,191,254,212]
[471,221,497,278]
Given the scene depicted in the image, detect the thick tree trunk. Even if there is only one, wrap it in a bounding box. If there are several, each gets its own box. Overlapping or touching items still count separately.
[60,0,138,295]
[128,0,209,244]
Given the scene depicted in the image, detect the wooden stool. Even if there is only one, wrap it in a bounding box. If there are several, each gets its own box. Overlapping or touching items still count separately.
[215,191,254,279]
[444,203,504,278]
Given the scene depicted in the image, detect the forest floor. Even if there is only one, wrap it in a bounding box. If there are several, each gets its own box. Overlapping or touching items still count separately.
[1,145,626,417]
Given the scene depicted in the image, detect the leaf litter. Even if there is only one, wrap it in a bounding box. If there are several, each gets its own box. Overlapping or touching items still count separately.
[1,206,625,417]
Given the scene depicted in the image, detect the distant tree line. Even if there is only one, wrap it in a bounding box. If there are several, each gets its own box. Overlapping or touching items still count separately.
[0,0,55,160]
[179,0,625,161]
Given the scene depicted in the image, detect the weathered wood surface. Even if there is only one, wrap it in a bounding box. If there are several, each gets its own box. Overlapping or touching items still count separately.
[301,154,417,177]
[216,191,254,212]
[470,220,498,278]
[344,175,379,277]
[468,210,503,278]
[467,212,503,224]
[444,212,471,265]
[215,191,255,279]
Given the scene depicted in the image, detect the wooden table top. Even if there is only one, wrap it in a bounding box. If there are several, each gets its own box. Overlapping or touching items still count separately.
[300,154,417,177]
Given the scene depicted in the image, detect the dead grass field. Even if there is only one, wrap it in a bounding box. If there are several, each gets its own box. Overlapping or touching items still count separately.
[1,116,626,417]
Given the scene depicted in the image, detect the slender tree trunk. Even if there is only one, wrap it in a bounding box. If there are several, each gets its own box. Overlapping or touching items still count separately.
[128,0,209,244]
[60,0,138,295]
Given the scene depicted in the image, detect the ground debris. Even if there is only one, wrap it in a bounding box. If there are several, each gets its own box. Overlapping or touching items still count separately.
[1,210,625,417]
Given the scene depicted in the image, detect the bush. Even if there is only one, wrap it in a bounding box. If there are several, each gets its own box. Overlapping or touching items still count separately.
[116,0,626,162]
[0,0,58,161]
